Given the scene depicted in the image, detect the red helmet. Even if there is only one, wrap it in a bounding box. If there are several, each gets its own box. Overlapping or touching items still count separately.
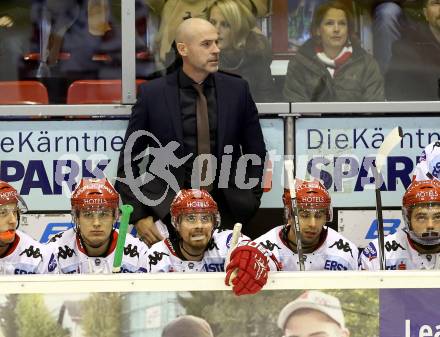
[402,179,440,245]
[402,179,440,209]
[71,178,119,211]
[283,180,332,222]
[170,189,220,228]
[0,180,27,212]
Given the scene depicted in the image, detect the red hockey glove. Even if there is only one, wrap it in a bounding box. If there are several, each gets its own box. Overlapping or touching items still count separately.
[225,241,269,296]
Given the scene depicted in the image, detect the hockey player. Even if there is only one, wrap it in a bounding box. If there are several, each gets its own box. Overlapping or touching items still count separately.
[147,189,280,295]
[0,180,56,274]
[255,180,358,271]
[47,178,148,273]
[413,140,440,181]
[360,179,440,270]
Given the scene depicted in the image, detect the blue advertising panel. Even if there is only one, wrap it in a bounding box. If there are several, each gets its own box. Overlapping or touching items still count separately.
[0,119,283,211]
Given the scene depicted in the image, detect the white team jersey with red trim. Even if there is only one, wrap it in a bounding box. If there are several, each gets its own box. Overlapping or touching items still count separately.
[0,230,57,274]
[46,228,148,273]
[148,229,245,272]
[413,141,440,180]
[255,226,358,271]
[360,229,440,270]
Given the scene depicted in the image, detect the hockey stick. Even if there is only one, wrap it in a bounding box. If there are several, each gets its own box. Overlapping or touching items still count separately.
[225,222,242,286]
[375,126,403,270]
[112,204,134,273]
[284,159,305,271]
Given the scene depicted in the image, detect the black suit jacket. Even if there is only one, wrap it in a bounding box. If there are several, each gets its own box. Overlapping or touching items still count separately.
[116,70,267,226]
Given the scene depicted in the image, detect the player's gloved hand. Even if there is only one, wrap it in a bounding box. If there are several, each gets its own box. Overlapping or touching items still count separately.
[225,241,269,296]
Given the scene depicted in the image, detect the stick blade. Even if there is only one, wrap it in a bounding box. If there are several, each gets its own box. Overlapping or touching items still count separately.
[376,126,403,173]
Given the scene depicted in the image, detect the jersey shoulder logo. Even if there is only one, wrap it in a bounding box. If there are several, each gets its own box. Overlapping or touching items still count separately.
[362,242,378,261]
[260,240,281,252]
[385,240,405,252]
[48,232,64,243]
[58,245,76,259]
[124,244,140,258]
[329,239,353,257]
[207,239,219,251]
[148,251,170,268]
[19,245,43,260]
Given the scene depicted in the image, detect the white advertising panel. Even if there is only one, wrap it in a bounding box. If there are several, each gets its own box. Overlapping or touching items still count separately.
[296,117,440,207]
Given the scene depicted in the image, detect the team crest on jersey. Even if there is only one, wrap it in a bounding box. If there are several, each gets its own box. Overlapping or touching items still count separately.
[363,242,378,261]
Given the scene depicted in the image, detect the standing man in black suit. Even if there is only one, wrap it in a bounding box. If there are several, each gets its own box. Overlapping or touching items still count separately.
[116,18,267,246]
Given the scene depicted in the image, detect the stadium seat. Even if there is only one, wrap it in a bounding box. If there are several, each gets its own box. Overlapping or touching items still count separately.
[0,81,49,104]
[66,79,146,104]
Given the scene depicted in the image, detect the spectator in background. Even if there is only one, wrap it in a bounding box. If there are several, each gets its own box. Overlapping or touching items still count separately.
[277,291,350,337]
[357,0,422,74]
[145,0,270,70]
[283,0,384,102]
[385,0,440,100]
[208,0,275,101]
[31,0,129,80]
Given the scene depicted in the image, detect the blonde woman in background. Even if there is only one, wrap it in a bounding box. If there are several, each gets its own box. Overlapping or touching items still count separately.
[208,0,275,101]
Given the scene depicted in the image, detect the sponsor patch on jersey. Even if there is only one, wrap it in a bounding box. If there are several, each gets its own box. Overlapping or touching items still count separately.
[363,242,378,261]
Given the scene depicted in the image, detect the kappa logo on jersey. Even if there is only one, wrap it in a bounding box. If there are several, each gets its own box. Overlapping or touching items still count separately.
[260,240,281,252]
[148,251,170,268]
[365,219,401,239]
[58,245,76,259]
[207,239,219,251]
[385,240,405,252]
[329,239,353,257]
[48,231,64,243]
[48,253,57,272]
[19,245,42,260]
[123,244,139,258]
[362,242,378,261]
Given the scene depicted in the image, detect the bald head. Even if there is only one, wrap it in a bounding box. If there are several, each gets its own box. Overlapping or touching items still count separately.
[175,18,220,82]
[175,18,217,44]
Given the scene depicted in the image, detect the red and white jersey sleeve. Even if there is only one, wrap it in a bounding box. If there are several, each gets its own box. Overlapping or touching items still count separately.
[0,230,57,274]
[147,229,249,272]
[255,226,358,271]
[359,229,440,270]
[46,228,148,274]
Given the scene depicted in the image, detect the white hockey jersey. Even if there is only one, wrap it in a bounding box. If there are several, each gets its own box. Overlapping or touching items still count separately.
[255,226,358,271]
[360,229,440,270]
[148,229,243,272]
[0,230,57,274]
[413,140,440,180]
[46,228,148,273]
